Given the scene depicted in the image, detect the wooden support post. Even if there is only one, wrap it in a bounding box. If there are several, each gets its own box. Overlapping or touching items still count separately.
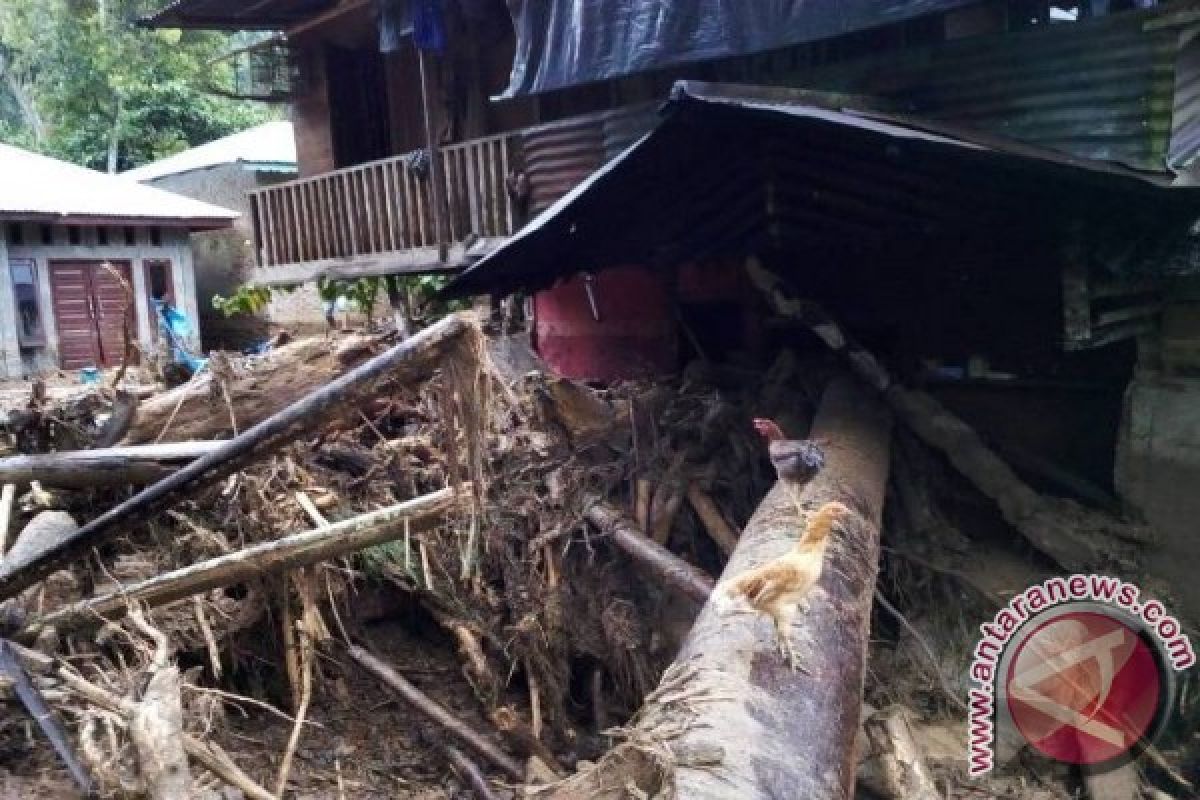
[0,313,480,601]
[541,377,891,799]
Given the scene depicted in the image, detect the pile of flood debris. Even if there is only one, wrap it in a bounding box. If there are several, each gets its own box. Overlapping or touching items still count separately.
[0,305,1193,799]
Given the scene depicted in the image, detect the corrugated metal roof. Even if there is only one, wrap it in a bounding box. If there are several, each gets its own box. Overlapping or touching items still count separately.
[121,121,297,182]
[789,6,1195,171]
[446,81,1200,298]
[143,0,331,30]
[0,143,238,228]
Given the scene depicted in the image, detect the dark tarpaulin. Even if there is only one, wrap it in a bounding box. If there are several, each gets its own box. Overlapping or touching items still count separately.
[500,0,980,97]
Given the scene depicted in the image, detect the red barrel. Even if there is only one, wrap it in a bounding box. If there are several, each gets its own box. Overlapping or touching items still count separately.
[533,266,676,382]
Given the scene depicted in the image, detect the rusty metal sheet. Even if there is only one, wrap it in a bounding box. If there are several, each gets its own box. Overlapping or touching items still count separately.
[445,81,1200,300]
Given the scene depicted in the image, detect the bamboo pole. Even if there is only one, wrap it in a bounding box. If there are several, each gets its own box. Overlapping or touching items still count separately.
[21,486,462,638]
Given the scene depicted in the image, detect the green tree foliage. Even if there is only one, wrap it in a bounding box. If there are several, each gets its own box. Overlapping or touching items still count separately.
[0,0,276,171]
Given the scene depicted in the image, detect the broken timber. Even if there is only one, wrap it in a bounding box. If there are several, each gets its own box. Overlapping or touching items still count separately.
[0,441,222,489]
[21,487,462,638]
[347,644,525,781]
[543,376,891,799]
[124,333,388,444]
[745,258,1145,573]
[0,312,480,601]
[584,500,713,604]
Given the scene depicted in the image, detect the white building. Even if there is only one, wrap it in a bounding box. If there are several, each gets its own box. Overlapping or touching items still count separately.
[0,142,237,376]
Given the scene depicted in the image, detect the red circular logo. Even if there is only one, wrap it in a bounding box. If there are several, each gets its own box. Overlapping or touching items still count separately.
[1005,610,1166,766]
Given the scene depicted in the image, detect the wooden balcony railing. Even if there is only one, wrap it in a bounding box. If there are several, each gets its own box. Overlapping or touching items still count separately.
[248,132,519,281]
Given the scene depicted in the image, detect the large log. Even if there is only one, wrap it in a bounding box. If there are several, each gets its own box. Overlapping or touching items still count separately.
[21,486,463,638]
[540,376,892,799]
[124,333,387,444]
[0,441,222,489]
[0,313,480,601]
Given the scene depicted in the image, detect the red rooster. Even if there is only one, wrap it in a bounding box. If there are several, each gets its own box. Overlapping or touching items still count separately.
[751,418,826,515]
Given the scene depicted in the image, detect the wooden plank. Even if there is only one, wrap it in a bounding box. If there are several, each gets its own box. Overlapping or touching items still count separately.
[500,137,514,234]
[261,192,278,266]
[442,150,458,242]
[397,163,414,249]
[343,171,361,256]
[373,166,389,252]
[488,140,502,236]
[307,181,325,261]
[320,178,335,260]
[413,167,428,248]
[246,240,506,286]
[382,163,399,252]
[396,162,414,250]
[298,182,313,262]
[258,192,277,267]
[285,188,301,265]
[464,143,481,238]
[330,175,347,258]
[357,168,375,253]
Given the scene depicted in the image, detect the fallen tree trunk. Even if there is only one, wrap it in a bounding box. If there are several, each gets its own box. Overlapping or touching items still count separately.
[540,376,891,799]
[745,258,1145,573]
[22,486,462,638]
[0,441,222,489]
[0,312,481,601]
[124,333,388,444]
[584,500,713,604]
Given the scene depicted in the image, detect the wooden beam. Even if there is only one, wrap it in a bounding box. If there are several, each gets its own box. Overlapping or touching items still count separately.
[247,240,505,286]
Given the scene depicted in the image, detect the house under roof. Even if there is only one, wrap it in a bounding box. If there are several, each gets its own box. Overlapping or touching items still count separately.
[121,121,297,183]
[0,143,238,229]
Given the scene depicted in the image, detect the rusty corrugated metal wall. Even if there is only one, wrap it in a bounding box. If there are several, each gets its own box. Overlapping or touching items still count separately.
[781,10,1194,171]
[521,104,659,213]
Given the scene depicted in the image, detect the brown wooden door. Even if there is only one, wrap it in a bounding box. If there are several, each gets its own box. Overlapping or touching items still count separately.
[48,260,134,370]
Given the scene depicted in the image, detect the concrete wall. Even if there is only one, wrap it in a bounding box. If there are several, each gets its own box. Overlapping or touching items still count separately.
[144,165,335,348]
[1117,276,1200,622]
[0,223,199,377]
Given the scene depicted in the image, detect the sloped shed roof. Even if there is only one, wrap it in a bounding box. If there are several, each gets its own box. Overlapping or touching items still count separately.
[447,81,1200,298]
[121,121,296,183]
[0,143,237,229]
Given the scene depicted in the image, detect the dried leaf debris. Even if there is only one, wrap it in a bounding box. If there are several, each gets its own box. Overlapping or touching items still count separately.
[0,310,1186,799]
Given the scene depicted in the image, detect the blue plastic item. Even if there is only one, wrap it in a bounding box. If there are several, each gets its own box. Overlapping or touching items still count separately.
[79,367,100,385]
[153,300,207,374]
